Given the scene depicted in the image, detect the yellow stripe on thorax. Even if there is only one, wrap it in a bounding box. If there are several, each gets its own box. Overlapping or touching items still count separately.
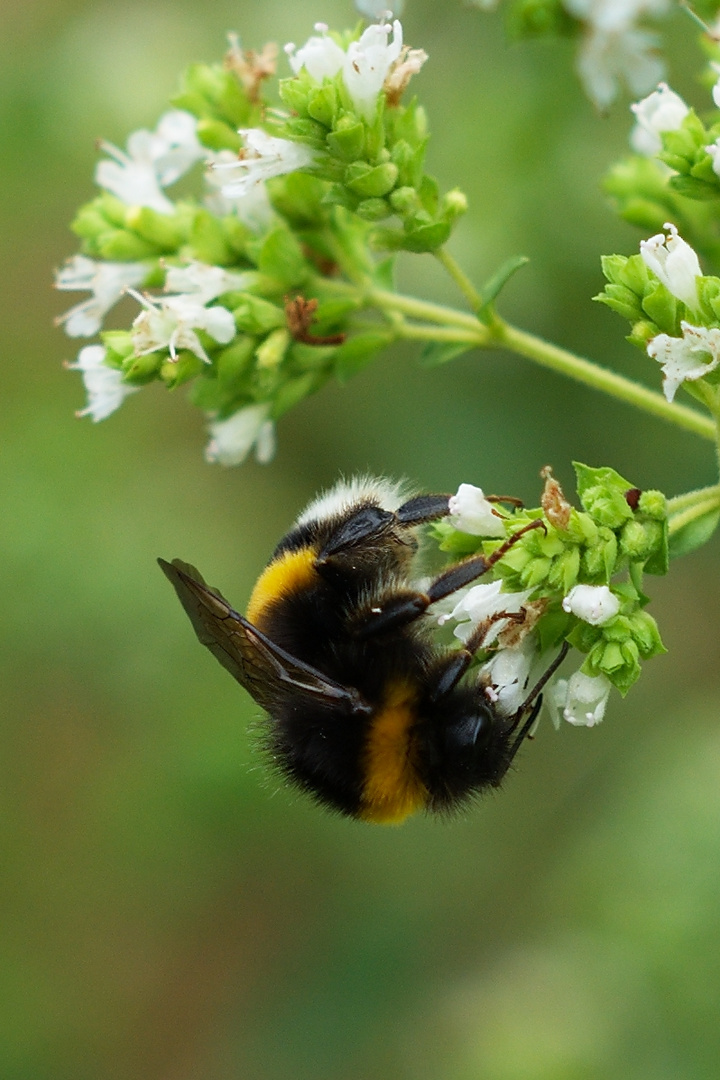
[361,681,427,825]
[246,546,317,625]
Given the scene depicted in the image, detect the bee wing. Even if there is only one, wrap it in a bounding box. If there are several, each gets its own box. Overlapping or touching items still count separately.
[158,558,370,716]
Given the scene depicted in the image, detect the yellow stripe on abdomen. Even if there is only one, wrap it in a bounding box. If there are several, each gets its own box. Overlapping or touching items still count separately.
[246,546,318,625]
[361,682,427,825]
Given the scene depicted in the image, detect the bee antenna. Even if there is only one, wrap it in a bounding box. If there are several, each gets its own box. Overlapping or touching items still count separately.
[499,640,570,776]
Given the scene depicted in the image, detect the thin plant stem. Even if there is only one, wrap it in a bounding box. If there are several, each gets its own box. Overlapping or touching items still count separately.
[435,248,483,310]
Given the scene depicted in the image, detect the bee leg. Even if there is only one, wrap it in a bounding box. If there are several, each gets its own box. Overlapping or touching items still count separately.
[354,519,544,639]
[425,518,545,604]
[492,640,571,784]
[429,611,525,701]
[394,494,451,525]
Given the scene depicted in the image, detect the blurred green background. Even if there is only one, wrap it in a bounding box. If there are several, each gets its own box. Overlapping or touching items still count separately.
[2,1,720,1077]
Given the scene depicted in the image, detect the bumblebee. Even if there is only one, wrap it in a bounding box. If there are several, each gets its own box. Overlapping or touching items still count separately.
[159,477,557,824]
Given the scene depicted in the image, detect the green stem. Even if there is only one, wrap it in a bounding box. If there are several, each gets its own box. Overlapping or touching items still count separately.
[312,276,717,441]
[435,248,483,311]
[667,484,720,514]
[494,320,717,443]
[668,496,720,537]
[394,323,481,344]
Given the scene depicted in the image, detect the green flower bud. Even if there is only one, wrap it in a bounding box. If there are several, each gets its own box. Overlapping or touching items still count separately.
[344,161,399,198]
[256,327,291,369]
[389,186,421,214]
[307,85,338,129]
[124,206,188,250]
[216,336,256,385]
[356,197,392,220]
[277,74,313,117]
[627,319,660,349]
[195,118,241,152]
[283,117,328,148]
[190,209,234,266]
[97,230,160,261]
[582,484,633,529]
[581,526,617,581]
[547,544,581,593]
[233,295,285,335]
[641,284,678,336]
[628,610,666,658]
[441,188,468,221]
[121,350,163,384]
[159,350,205,388]
[101,330,134,364]
[638,489,667,520]
[519,556,552,588]
[255,225,307,288]
[596,283,644,322]
[619,518,663,561]
[326,117,366,162]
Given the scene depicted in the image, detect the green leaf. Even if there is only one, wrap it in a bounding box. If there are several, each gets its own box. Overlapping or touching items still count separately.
[479,255,529,310]
[669,507,720,559]
[419,341,473,367]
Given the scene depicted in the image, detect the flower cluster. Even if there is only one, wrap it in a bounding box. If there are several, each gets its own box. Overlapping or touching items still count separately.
[56,15,462,463]
[597,223,720,404]
[433,464,667,727]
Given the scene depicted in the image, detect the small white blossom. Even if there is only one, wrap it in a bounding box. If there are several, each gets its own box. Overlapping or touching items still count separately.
[95,110,206,214]
[448,483,506,538]
[630,83,689,156]
[204,150,275,229]
[480,634,539,718]
[55,255,146,337]
[640,223,702,311]
[214,130,316,199]
[710,61,720,109]
[129,290,236,364]
[443,580,533,646]
[205,403,276,466]
[647,321,720,402]
[562,584,620,625]
[343,19,404,120]
[549,670,612,728]
[163,262,254,303]
[285,24,346,81]
[66,344,138,422]
[564,0,669,109]
[703,135,720,181]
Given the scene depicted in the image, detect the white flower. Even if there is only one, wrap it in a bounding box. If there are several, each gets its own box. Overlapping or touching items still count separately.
[205,404,276,466]
[163,262,254,303]
[129,290,236,364]
[480,634,539,718]
[343,19,404,120]
[630,83,689,156]
[647,321,720,402]
[444,580,533,646]
[703,137,720,181]
[95,110,206,214]
[640,223,702,311]
[447,483,506,538]
[204,150,275,230]
[214,130,316,199]
[549,670,612,728]
[66,344,138,422]
[564,0,669,109]
[562,584,620,625]
[285,24,346,81]
[55,255,146,337]
[711,61,720,109]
